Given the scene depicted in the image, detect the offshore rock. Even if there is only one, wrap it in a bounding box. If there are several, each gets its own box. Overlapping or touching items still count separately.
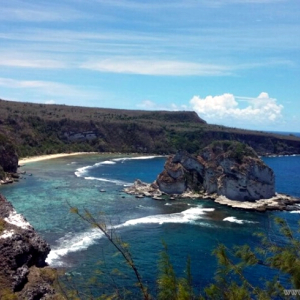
[0,194,58,299]
[124,179,163,198]
[156,141,275,201]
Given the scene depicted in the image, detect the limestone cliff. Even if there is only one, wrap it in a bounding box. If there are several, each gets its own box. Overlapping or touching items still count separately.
[156,141,275,201]
[0,194,58,299]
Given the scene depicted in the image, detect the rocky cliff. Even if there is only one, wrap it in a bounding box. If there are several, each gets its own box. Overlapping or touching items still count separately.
[0,133,19,182]
[0,194,58,299]
[156,141,275,201]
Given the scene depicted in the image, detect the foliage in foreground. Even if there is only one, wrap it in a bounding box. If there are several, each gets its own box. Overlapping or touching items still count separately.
[57,208,300,300]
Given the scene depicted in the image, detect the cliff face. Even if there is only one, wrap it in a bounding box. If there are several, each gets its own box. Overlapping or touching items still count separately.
[157,141,275,201]
[0,194,58,299]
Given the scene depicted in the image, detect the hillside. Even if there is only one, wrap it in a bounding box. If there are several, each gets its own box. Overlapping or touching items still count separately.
[0,98,300,160]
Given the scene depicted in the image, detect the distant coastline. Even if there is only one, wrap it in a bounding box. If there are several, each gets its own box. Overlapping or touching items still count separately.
[265,131,300,138]
[18,150,300,166]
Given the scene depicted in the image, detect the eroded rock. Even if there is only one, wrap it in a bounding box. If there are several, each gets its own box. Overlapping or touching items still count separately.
[0,194,58,299]
[157,141,275,201]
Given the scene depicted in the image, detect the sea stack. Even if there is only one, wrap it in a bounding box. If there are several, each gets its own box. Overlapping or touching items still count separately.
[156,141,275,201]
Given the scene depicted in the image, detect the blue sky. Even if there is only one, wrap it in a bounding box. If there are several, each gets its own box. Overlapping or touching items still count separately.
[1,0,299,132]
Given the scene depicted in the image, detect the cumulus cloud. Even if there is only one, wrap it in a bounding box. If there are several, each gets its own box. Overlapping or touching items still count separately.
[190,92,283,127]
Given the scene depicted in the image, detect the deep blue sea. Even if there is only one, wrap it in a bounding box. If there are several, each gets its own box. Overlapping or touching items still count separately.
[1,153,300,297]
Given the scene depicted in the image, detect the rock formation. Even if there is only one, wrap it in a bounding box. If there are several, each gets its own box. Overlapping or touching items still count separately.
[0,194,58,299]
[156,141,275,201]
[0,133,19,184]
[125,141,300,211]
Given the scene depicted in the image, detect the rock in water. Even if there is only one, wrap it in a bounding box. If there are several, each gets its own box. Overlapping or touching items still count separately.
[156,141,275,201]
[0,194,58,299]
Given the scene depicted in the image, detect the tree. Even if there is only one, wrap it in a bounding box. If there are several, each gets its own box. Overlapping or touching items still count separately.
[62,205,300,300]
[201,217,300,300]
[157,242,194,300]
[68,206,151,300]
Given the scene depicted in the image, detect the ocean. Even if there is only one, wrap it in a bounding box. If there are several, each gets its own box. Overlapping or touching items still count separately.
[1,153,300,297]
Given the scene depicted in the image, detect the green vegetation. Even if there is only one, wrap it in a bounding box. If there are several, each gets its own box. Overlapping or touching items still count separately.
[58,206,300,300]
[68,206,151,299]
[209,140,258,162]
[157,244,194,300]
[0,98,300,158]
[0,218,5,234]
[202,217,300,300]
[0,288,18,300]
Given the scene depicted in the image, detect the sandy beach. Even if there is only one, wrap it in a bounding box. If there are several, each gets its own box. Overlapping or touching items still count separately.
[19,152,98,165]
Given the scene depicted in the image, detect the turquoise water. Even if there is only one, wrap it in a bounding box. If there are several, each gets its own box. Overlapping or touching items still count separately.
[1,153,300,297]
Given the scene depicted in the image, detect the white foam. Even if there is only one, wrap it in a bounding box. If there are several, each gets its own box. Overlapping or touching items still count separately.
[0,229,15,239]
[46,206,214,266]
[75,160,116,177]
[290,211,300,213]
[4,210,32,229]
[100,160,116,165]
[223,216,257,224]
[112,156,159,162]
[75,156,162,182]
[84,176,129,186]
[46,229,104,266]
[75,165,94,177]
[165,203,172,206]
[117,207,214,227]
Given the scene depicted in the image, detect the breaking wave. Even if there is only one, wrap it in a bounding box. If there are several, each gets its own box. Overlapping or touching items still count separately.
[223,216,258,224]
[83,176,129,186]
[74,156,161,181]
[46,206,214,267]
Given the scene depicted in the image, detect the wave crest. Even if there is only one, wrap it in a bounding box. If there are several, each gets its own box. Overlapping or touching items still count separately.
[47,206,213,266]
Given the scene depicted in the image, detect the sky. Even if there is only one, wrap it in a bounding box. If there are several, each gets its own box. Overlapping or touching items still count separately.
[0,0,300,132]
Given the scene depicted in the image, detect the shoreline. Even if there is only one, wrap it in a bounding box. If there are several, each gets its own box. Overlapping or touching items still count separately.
[18,152,300,165]
[18,152,165,165]
[19,152,99,165]
[124,180,300,212]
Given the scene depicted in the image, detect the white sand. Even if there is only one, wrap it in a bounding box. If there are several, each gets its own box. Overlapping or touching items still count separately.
[19,152,98,164]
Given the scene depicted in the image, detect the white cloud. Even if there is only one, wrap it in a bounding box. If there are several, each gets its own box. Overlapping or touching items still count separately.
[190,92,283,127]
[137,100,188,111]
[0,77,97,101]
[0,1,85,22]
[45,100,56,104]
[0,57,66,69]
[0,78,66,90]
[81,59,230,76]
[137,100,157,109]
